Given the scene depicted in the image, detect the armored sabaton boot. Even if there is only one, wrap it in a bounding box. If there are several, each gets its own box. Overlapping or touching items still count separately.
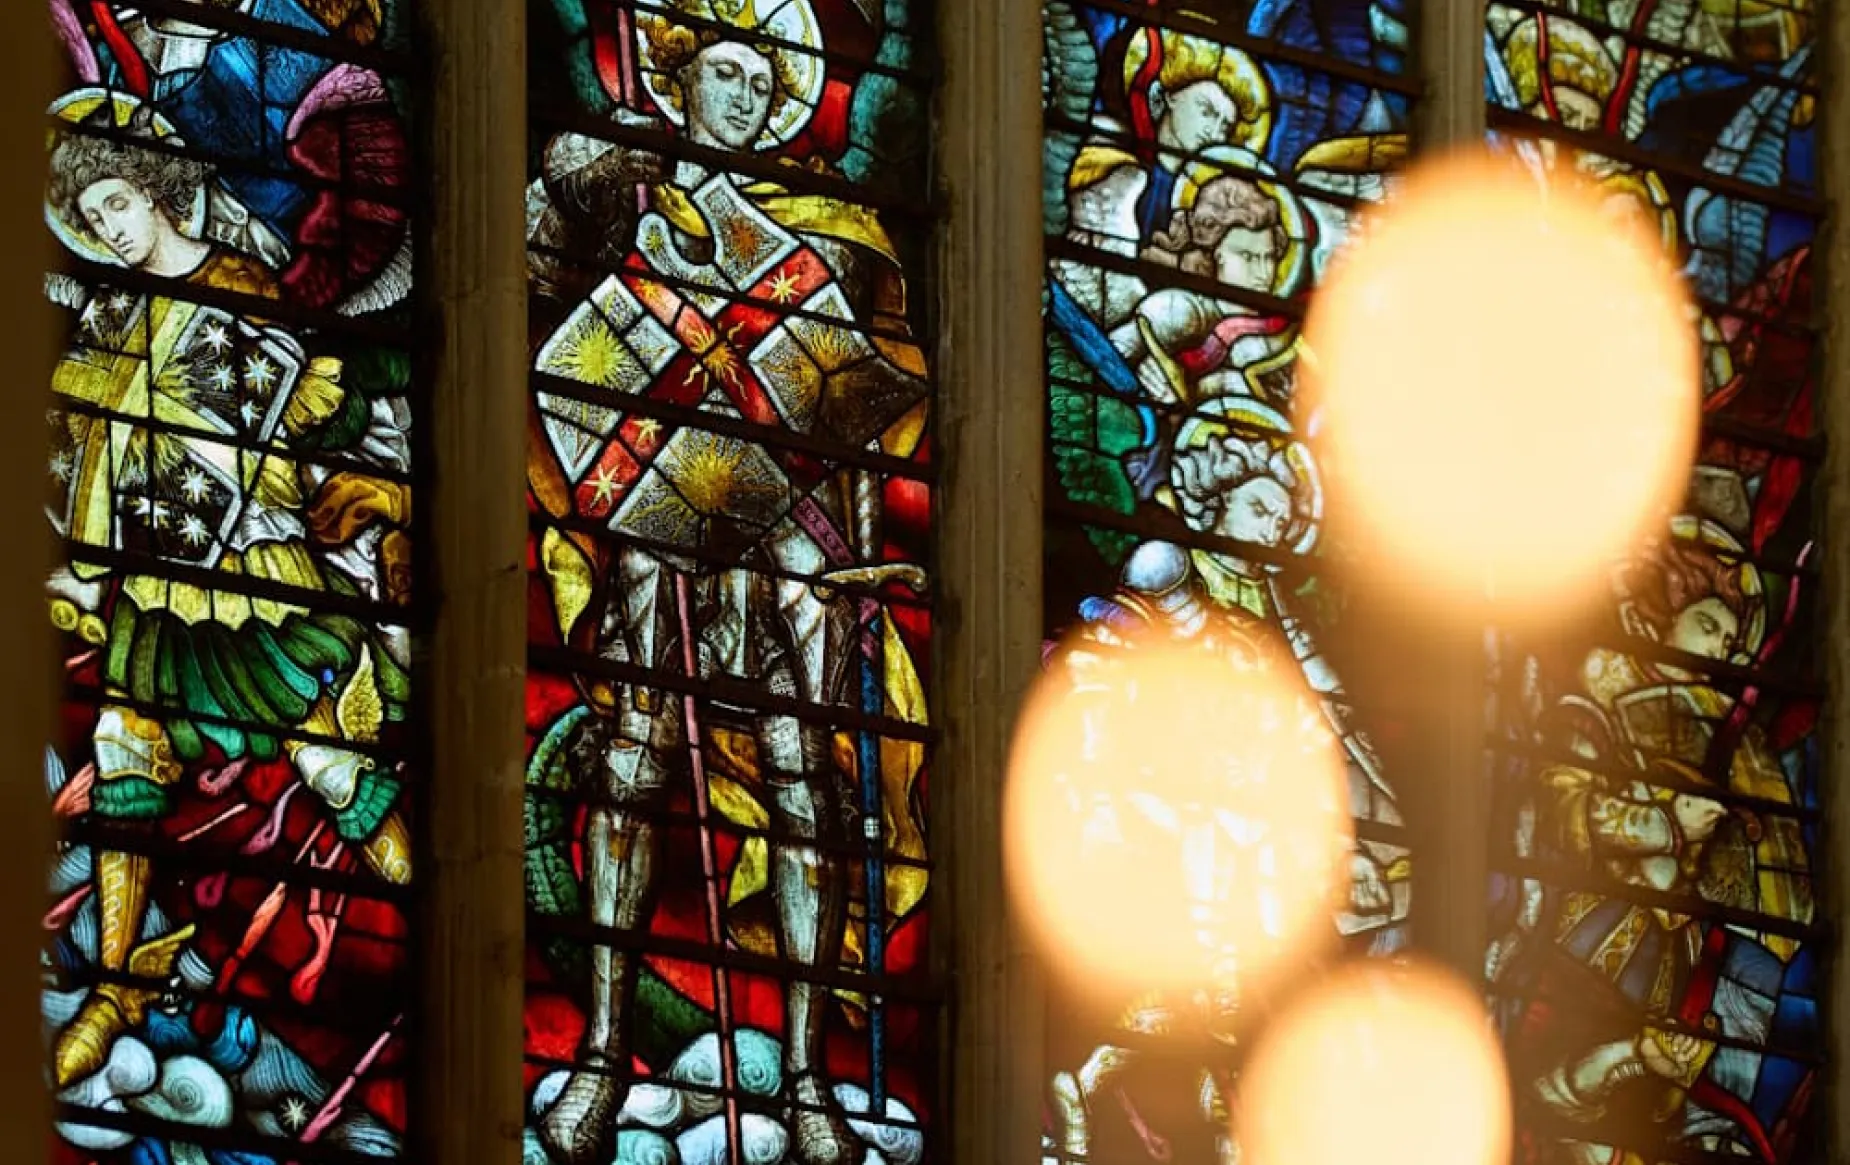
[56,706,193,1090]
[540,716,673,1165]
[55,924,194,1089]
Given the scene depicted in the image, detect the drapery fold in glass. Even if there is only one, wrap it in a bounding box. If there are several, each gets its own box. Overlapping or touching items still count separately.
[521,4,939,1165]
[1481,2,1827,1160]
[41,2,421,1162]
[1038,1,1415,1162]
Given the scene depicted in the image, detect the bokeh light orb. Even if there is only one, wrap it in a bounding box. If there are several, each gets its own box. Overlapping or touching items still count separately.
[1303,146,1698,620]
[1240,958,1511,1165]
[1004,630,1352,1003]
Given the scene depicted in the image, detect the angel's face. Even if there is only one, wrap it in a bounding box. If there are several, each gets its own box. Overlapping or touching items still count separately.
[1214,225,1281,292]
[681,41,776,152]
[78,178,162,268]
[1161,80,1240,155]
[1217,477,1292,548]
[1668,596,1739,663]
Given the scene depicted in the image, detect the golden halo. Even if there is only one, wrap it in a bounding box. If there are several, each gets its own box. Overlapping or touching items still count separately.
[45,88,204,266]
[1175,396,1324,556]
[1123,29,1273,155]
[1588,164,1680,259]
[1175,145,1311,297]
[1665,513,1767,662]
[635,0,827,149]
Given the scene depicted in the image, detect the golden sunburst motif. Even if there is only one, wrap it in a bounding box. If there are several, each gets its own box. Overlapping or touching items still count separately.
[155,354,201,411]
[678,315,752,393]
[682,312,718,355]
[544,312,634,390]
[795,318,870,373]
[614,472,705,547]
[701,325,749,390]
[751,332,823,424]
[720,213,769,274]
[151,433,196,480]
[666,437,750,515]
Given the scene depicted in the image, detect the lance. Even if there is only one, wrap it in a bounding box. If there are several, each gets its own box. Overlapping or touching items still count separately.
[673,572,744,1164]
[602,3,745,1153]
[295,1012,403,1150]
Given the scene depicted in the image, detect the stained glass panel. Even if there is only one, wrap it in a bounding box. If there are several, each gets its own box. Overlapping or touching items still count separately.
[1039,1,1416,1160]
[522,4,939,1164]
[1482,3,1827,1158]
[42,2,421,1162]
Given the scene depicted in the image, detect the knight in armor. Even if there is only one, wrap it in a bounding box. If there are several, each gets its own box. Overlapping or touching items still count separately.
[524,4,929,1163]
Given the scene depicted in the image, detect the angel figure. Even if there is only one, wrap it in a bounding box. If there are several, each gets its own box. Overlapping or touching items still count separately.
[43,98,415,1096]
[1486,8,1814,405]
[1044,575,1346,1165]
[51,0,413,310]
[1490,520,1814,1161]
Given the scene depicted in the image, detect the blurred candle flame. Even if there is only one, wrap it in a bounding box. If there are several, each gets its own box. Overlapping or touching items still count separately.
[1005,628,1353,1005]
[1303,145,1699,621]
[1240,957,1511,1165]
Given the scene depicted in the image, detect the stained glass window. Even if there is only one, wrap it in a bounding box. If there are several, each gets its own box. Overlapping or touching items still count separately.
[521,3,938,1165]
[1039,1,1416,1160]
[41,1,420,1161]
[1480,2,1826,1161]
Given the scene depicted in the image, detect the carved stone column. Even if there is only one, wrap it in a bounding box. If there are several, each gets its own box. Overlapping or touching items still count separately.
[0,11,56,1153]
[416,1,529,1160]
[1406,0,1492,986]
[935,0,1048,1163]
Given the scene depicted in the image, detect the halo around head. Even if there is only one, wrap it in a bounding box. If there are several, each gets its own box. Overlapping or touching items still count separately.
[1666,513,1767,661]
[1124,29,1273,154]
[1175,396,1324,556]
[1178,144,1311,298]
[635,0,827,149]
[46,88,203,266]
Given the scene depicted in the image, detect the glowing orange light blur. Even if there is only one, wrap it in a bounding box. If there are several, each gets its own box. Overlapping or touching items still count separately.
[1303,147,1699,620]
[1240,958,1511,1165]
[1004,631,1352,1003]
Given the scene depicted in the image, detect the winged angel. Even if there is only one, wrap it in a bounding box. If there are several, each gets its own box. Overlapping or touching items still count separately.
[1038,3,1412,1161]
[43,2,419,1154]
[1481,6,1825,1159]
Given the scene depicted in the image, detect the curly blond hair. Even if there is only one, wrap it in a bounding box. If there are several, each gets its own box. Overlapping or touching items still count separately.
[638,14,802,130]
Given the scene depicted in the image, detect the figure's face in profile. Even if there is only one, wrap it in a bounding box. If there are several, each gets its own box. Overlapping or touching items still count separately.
[1218,476,1293,547]
[1161,80,1239,155]
[681,41,776,152]
[1215,225,1280,292]
[78,177,161,268]
[1668,595,1740,663]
